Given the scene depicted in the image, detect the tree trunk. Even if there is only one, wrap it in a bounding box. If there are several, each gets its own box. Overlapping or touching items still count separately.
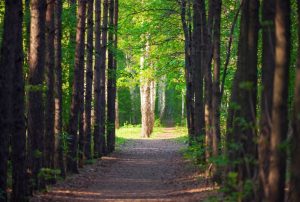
[107,0,116,153]
[180,0,194,140]
[84,0,94,160]
[54,0,66,177]
[115,93,120,129]
[0,0,18,200]
[210,0,222,180]
[258,0,275,200]
[67,0,86,173]
[192,0,205,142]
[140,79,152,138]
[268,1,290,201]
[158,76,166,121]
[11,1,28,200]
[94,0,108,157]
[290,1,300,200]
[28,0,46,189]
[45,0,55,169]
[225,1,259,200]
[149,79,156,133]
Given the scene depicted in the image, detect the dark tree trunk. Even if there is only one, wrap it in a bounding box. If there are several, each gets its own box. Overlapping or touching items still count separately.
[210,0,221,180]
[45,0,55,169]
[192,0,205,143]
[107,0,117,153]
[180,0,194,141]
[258,0,275,200]
[28,0,46,190]
[11,1,28,200]
[0,0,18,200]
[84,0,94,160]
[94,0,104,157]
[54,0,66,177]
[95,0,108,156]
[225,0,259,200]
[67,0,86,173]
[268,0,290,201]
[290,1,300,200]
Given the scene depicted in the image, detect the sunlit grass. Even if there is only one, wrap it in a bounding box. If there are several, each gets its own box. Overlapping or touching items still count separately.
[116,125,188,147]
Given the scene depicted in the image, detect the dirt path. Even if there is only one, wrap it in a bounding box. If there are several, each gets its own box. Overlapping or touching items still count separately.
[31,128,217,202]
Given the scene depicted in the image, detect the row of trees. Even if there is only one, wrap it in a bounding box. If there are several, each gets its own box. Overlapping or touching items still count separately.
[181,0,300,201]
[0,0,118,201]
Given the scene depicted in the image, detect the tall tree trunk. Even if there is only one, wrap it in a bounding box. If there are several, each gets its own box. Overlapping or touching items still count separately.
[268,0,290,201]
[180,0,194,140]
[210,0,222,180]
[140,79,152,138]
[67,0,86,173]
[149,79,156,133]
[54,0,66,177]
[28,0,46,189]
[192,0,205,142]
[100,0,108,155]
[94,0,107,157]
[45,0,55,169]
[107,0,116,153]
[258,0,275,200]
[158,76,166,121]
[290,1,300,200]
[0,0,18,200]
[115,93,120,129]
[11,1,28,200]
[84,0,94,160]
[225,1,259,200]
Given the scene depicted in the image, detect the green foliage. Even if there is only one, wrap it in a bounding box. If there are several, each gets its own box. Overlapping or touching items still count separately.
[38,168,61,183]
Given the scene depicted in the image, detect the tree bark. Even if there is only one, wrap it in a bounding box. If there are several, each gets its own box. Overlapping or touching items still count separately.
[54,0,66,177]
[107,0,117,153]
[258,0,275,200]
[0,0,18,200]
[268,0,290,201]
[192,0,205,142]
[28,0,46,189]
[180,0,194,140]
[45,0,55,169]
[290,1,300,200]
[84,0,94,160]
[11,1,28,200]
[67,0,86,173]
[225,1,259,200]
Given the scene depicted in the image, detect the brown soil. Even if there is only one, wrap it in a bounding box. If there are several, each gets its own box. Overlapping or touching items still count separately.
[31,128,218,202]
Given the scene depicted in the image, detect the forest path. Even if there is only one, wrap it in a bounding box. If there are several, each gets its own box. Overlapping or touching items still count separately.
[31,128,217,202]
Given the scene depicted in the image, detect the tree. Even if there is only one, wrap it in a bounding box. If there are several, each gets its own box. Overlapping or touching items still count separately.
[290,1,300,200]
[258,0,275,200]
[225,0,259,199]
[192,0,205,142]
[28,0,47,189]
[0,0,19,200]
[180,0,194,140]
[84,0,94,160]
[54,0,65,177]
[45,0,55,169]
[268,0,290,201]
[11,0,29,200]
[107,0,116,153]
[67,0,86,173]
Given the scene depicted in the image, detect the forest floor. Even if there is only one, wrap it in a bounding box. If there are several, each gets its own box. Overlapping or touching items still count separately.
[31,128,218,202]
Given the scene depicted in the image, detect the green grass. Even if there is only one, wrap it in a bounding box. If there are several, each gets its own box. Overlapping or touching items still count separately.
[116,126,188,147]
